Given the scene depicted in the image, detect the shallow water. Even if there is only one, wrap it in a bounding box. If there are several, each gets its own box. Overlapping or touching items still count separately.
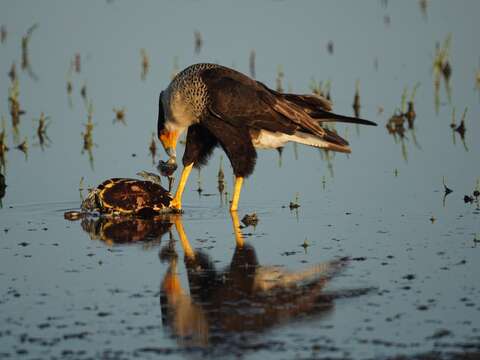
[1,1,480,359]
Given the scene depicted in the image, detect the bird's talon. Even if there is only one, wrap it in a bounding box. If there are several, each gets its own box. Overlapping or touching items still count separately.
[169,198,182,211]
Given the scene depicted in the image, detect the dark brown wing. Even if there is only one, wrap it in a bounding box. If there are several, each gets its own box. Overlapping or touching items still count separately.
[200,67,350,146]
[201,67,296,135]
[258,82,377,126]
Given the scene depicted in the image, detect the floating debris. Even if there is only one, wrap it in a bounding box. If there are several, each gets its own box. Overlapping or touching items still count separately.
[474,234,480,244]
[464,180,480,206]
[64,211,83,221]
[112,107,126,125]
[194,31,202,55]
[34,112,51,150]
[289,193,300,210]
[241,213,258,227]
[464,195,473,204]
[21,24,39,80]
[249,50,256,78]
[0,25,6,43]
[301,238,309,253]
[140,48,149,81]
[276,65,284,92]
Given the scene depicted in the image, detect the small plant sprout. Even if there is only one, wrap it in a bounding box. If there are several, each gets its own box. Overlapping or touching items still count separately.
[249,50,256,79]
[194,31,202,55]
[141,48,149,81]
[276,65,284,93]
[113,107,126,125]
[442,177,453,195]
[8,63,16,83]
[217,155,225,197]
[8,78,25,130]
[149,132,157,163]
[34,112,51,150]
[353,79,361,118]
[0,25,6,43]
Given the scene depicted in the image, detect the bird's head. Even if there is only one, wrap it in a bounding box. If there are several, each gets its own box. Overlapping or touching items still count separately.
[157,91,180,169]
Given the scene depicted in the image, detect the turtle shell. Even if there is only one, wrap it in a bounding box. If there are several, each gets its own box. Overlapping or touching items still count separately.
[91,178,172,215]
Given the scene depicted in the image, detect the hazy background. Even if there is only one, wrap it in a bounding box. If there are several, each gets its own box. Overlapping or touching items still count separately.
[0,1,479,359]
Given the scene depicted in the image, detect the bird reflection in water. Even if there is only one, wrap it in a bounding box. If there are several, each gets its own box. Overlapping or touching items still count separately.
[76,212,371,352]
[160,213,372,351]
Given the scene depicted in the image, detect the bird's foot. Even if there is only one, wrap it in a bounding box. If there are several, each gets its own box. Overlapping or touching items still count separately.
[169,197,182,212]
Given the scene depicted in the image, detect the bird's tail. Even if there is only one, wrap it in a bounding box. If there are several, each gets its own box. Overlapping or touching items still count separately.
[281,93,377,126]
[309,108,377,126]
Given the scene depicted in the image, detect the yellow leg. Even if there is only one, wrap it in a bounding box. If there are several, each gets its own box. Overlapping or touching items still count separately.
[173,215,195,260]
[170,163,194,210]
[162,259,183,296]
[230,176,243,212]
[230,211,245,248]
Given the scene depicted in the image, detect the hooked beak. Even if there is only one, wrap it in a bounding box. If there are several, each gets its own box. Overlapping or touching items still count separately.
[159,130,179,164]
